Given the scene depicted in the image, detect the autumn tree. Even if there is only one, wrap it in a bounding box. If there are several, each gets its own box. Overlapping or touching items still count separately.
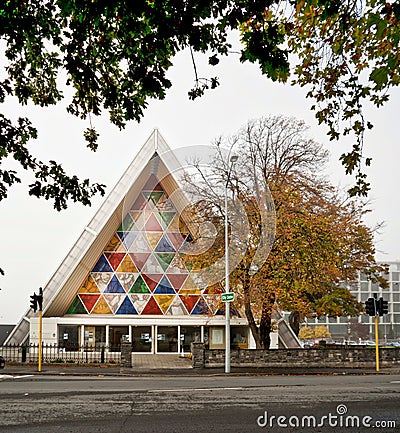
[181,116,387,348]
[1,0,400,209]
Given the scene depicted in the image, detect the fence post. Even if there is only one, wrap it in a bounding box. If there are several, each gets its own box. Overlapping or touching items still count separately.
[101,346,105,364]
[22,346,27,363]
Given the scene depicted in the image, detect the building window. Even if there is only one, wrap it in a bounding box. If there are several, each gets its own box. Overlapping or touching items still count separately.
[109,326,129,351]
[131,326,152,352]
[58,325,80,350]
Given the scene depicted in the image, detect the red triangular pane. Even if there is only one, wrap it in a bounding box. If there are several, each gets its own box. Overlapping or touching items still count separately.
[129,253,150,271]
[79,294,100,313]
[141,296,163,315]
[144,214,163,232]
[104,252,126,271]
[131,194,150,210]
[180,295,200,314]
[142,274,163,292]
[167,232,186,250]
[166,274,188,291]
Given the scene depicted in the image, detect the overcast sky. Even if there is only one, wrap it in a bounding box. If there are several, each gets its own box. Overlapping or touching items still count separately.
[1,45,399,324]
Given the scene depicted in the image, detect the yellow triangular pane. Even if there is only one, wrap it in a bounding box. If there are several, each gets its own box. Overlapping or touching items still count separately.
[146,232,163,250]
[116,254,138,272]
[154,294,175,314]
[78,275,100,294]
[91,296,113,314]
[105,235,126,252]
[179,276,201,294]
[167,214,180,232]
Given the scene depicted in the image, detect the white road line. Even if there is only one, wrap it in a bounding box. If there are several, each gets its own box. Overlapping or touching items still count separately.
[148,387,243,393]
[0,374,34,381]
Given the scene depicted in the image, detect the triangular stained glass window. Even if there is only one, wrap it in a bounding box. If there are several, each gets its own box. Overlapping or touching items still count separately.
[127,232,151,253]
[165,296,188,315]
[129,253,151,271]
[104,252,126,271]
[154,234,175,253]
[167,232,186,251]
[92,254,113,272]
[179,276,201,294]
[104,235,126,252]
[155,194,175,212]
[144,214,163,232]
[130,294,151,314]
[103,294,125,313]
[78,275,100,294]
[157,212,176,229]
[142,174,162,191]
[131,194,150,211]
[104,275,125,293]
[91,272,113,293]
[91,296,113,314]
[116,296,138,315]
[141,253,163,274]
[154,295,175,314]
[166,274,188,291]
[203,294,222,315]
[191,297,210,315]
[66,296,88,314]
[79,294,100,313]
[141,296,163,315]
[154,253,175,271]
[142,274,163,292]
[167,254,188,273]
[180,295,200,314]
[116,231,138,251]
[129,275,151,294]
[146,232,163,250]
[116,273,137,292]
[143,191,164,206]
[154,276,175,294]
[116,254,138,273]
[118,213,136,232]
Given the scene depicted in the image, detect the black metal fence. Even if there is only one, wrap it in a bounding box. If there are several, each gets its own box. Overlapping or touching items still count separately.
[0,344,122,364]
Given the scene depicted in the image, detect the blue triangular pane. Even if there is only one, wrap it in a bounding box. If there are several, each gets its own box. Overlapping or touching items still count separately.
[154,235,175,253]
[104,275,125,293]
[159,275,172,288]
[191,299,210,315]
[116,296,138,315]
[92,254,113,272]
[154,282,176,294]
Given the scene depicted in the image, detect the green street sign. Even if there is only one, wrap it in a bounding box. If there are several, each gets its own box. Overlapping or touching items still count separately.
[221,292,235,302]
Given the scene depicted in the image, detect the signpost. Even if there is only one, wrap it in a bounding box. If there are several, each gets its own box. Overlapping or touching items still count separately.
[222,292,235,303]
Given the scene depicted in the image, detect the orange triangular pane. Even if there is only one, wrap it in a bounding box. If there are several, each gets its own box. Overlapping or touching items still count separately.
[179,276,201,294]
[104,235,126,252]
[78,275,100,294]
[154,295,175,314]
[146,232,163,250]
[91,296,113,314]
[166,274,188,291]
[116,254,138,272]
[180,295,200,314]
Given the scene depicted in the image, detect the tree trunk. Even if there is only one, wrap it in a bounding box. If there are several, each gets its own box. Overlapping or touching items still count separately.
[288,311,302,336]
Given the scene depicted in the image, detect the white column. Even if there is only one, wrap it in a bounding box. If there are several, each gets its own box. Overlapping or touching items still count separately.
[105,324,110,350]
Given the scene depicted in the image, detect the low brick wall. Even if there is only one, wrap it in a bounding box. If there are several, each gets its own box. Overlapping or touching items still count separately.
[190,343,400,369]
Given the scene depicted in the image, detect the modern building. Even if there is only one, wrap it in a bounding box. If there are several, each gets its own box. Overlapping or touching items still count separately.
[306,263,400,341]
[7,131,295,353]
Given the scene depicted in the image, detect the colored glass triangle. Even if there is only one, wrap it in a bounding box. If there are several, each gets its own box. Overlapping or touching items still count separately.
[116,296,138,315]
[130,294,151,314]
[104,234,125,252]
[118,213,136,232]
[146,232,164,250]
[167,232,186,250]
[166,274,188,291]
[116,231,139,250]
[79,294,100,313]
[179,276,200,294]
[129,253,151,270]
[158,212,176,228]
[154,276,175,294]
[167,255,188,273]
[104,252,126,271]
[154,193,172,211]
[154,234,175,252]
[103,294,125,313]
[168,214,181,232]
[203,282,224,294]
[143,191,164,206]
[91,296,113,314]
[191,297,210,315]
[66,296,88,314]
[203,294,222,315]
[116,273,137,292]
[129,275,150,293]
[91,272,113,292]
[155,253,175,271]
[92,254,113,272]
[165,296,188,315]
[144,214,163,232]
[78,275,100,294]
[142,174,162,191]
[154,295,175,314]
[104,275,125,293]
[141,296,163,315]
[141,253,163,273]
[142,274,163,292]
[180,295,200,314]
[131,194,150,210]
[116,254,138,272]
[128,232,151,253]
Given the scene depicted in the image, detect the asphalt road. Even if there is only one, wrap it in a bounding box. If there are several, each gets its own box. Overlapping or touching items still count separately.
[0,374,399,432]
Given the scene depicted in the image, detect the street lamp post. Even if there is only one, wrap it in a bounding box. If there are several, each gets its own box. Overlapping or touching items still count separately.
[225,154,238,374]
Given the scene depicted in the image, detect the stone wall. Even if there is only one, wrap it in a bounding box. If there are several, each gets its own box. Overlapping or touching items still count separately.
[190,343,400,369]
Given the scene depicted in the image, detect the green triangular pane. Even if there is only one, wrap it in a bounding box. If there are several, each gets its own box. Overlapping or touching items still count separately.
[66,296,88,314]
[118,214,135,232]
[159,211,176,227]
[129,275,151,293]
[155,253,175,271]
[143,191,164,205]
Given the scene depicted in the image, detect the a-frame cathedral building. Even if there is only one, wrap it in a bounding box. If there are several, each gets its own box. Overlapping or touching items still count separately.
[6,130,252,353]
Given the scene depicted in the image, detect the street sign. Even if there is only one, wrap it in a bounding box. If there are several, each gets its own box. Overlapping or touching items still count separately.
[222,292,235,302]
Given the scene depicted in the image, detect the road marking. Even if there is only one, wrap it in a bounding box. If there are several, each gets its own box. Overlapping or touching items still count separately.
[390,381,400,384]
[0,374,34,381]
[148,387,244,393]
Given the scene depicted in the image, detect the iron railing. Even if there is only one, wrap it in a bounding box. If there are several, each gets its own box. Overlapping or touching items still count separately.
[0,344,122,364]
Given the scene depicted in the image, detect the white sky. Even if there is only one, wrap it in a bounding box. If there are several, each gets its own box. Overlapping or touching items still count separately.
[1,46,399,324]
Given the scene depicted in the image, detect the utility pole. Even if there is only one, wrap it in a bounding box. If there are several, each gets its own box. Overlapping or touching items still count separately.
[30,287,43,372]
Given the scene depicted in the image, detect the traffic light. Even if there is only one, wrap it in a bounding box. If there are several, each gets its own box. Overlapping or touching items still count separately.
[377,297,389,316]
[365,297,376,316]
[29,288,43,313]
[30,294,38,312]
